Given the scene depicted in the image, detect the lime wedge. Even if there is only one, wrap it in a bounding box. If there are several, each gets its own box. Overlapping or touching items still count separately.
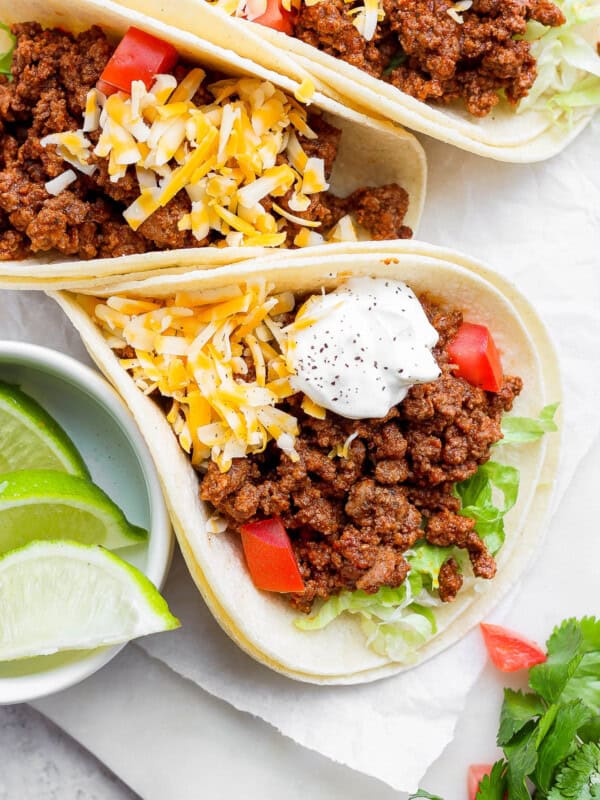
[0,541,179,661]
[0,470,148,554]
[0,381,89,477]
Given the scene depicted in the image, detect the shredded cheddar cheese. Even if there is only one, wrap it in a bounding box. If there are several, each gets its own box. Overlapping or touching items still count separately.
[92,283,324,473]
[42,71,351,247]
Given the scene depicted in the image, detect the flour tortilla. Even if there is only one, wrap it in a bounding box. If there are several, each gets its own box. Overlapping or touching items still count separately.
[51,242,561,683]
[114,0,599,162]
[0,0,425,289]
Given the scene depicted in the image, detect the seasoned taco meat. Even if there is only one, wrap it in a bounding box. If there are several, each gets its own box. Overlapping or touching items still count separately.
[0,23,412,261]
[200,297,522,611]
[293,0,566,116]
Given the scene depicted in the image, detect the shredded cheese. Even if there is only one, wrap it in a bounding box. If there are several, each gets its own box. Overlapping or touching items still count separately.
[92,283,304,473]
[44,170,78,196]
[43,70,358,247]
[447,0,472,23]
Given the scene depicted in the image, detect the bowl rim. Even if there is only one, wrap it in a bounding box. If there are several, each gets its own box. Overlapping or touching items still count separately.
[0,340,173,704]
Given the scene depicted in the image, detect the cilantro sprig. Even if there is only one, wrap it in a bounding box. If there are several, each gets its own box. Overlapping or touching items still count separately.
[410,617,600,800]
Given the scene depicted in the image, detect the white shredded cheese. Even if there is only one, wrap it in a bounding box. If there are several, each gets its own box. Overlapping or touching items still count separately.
[44,170,78,196]
[447,0,472,23]
[48,71,348,246]
[94,283,302,473]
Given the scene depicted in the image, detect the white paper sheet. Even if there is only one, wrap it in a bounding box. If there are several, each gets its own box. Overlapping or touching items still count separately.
[4,114,600,792]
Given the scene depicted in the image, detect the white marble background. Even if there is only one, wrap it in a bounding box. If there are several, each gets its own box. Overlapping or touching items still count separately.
[0,706,136,800]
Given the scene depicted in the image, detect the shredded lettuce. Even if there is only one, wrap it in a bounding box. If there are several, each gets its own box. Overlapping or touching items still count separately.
[295,571,437,662]
[361,605,436,662]
[407,542,455,589]
[499,403,559,446]
[0,23,15,78]
[454,461,519,555]
[517,0,600,121]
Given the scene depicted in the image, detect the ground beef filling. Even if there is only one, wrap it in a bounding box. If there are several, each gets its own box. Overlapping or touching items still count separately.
[293,0,566,116]
[0,23,411,261]
[200,298,523,611]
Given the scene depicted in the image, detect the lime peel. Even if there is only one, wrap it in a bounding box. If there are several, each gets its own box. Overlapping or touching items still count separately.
[0,381,89,477]
[0,470,148,554]
[0,540,179,661]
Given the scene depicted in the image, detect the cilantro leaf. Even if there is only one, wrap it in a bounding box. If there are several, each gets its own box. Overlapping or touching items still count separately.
[537,703,560,747]
[0,23,15,78]
[547,742,600,799]
[497,689,545,746]
[408,792,444,799]
[455,461,519,555]
[529,618,585,703]
[579,717,600,745]
[561,618,600,722]
[534,700,594,793]
[475,760,507,800]
[503,722,539,800]
[579,617,600,651]
[499,403,559,445]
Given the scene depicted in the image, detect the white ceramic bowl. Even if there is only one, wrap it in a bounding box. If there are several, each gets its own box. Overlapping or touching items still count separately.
[0,341,173,704]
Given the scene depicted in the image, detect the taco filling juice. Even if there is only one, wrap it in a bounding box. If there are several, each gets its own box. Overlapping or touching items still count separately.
[0,23,413,262]
[85,273,550,662]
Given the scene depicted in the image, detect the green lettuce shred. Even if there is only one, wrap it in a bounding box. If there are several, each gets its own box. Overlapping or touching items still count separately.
[406,542,456,590]
[499,403,559,445]
[0,23,15,78]
[454,461,520,555]
[518,0,600,121]
[295,571,437,662]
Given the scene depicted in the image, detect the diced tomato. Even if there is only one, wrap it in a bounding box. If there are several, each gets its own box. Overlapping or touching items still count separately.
[246,0,295,35]
[480,623,547,672]
[98,27,178,96]
[468,764,493,800]
[447,322,503,392]
[240,517,305,593]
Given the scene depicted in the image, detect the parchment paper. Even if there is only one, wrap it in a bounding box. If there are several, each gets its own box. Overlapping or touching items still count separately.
[3,114,599,793]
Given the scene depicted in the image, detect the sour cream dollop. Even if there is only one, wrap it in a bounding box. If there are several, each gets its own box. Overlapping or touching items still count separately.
[287,277,441,419]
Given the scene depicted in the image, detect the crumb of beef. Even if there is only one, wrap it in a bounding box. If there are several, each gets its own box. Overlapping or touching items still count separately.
[298,115,342,177]
[438,557,463,602]
[23,191,101,258]
[137,194,195,250]
[426,509,496,579]
[200,297,520,611]
[342,184,412,240]
[0,23,413,261]
[293,0,565,116]
[98,219,148,259]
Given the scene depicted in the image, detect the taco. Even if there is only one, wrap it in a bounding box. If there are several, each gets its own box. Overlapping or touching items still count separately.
[0,0,424,289]
[52,241,561,683]
[118,0,600,161]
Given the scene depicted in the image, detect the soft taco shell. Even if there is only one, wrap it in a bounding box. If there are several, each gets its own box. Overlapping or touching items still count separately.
[114,0,599,162]
[0,0,425,289]
[51,242,561,683]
